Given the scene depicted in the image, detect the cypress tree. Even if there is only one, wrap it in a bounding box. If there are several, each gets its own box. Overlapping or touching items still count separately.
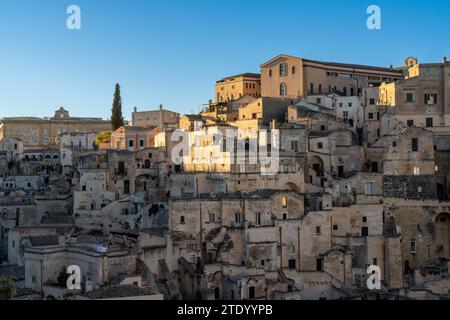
[111,83,124,130]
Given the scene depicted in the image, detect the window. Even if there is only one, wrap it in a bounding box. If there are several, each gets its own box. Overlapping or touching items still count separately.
[32,276,36,284]
[208,213,215,222]
[255,212,261,225]
[412,138,418,152]
[235,212,242,224]
[282,213,288,220]
[280,83,287,96]
[406,92,414,102]
[411,240,417,254]
[365,182,373,196]
[292,66,296,74]
[392,141,397,147]
[426,118,433,127]
[363,216,367,223]
[413,166,420,176]
[424,93,438,105]
[128,140,134,147]
[435,165,439,172]
[180,216,185,224]
[348,102,352,107]
[317,142,323,149]
[261,259,265,267]
[316,226,321,235]
[339,103,343,108]
[320,125,326,131]
[319,84,322,94]
[269,69,272,77]
[279,63,287,77]
[373,258,378,265]
[282,196,287,208]
[343,111,349,123]
[407,120,414,127]
[418,186,422,193]
[316,98,321,104]
[361,227,369,237]
[368,113,374,120]
[369,98,375,105]
[333,225,338,230]
[288,259,296,270]
[139,139,145,147]
[291,140,298,151]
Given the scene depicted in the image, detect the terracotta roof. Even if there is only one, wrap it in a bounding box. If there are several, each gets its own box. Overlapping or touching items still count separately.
[217,73,260,82]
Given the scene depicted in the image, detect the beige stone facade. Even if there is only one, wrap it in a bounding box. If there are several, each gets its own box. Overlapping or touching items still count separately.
[0,107,111,150]
[215,73,261,102]
[260,54,403,99]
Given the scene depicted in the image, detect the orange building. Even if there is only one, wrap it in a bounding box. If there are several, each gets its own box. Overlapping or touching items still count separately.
[215,73,261,102]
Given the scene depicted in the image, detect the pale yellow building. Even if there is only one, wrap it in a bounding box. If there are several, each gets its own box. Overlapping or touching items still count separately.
[131,105,180,130]
[260,54,403,99]
[0,107,111,150]
[110,126,160,151]
[215,73,261,102]
[379,57,450,128]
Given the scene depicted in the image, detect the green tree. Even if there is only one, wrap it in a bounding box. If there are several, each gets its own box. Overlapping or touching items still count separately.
[95,131,112,146]
[111,83,124,131]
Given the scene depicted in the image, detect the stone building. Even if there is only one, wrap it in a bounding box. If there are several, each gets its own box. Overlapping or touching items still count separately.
[215,73,261,102]
[260,54,403,99]
[131,106,180,130]
[0,107,111,149]
[379,57,450,127]
[382,127,437,199]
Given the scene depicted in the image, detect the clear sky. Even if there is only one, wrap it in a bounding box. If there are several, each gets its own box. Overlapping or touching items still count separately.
[0,0,449,120]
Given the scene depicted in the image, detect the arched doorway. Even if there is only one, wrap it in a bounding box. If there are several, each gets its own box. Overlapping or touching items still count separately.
[284,182,300,193]
[310,156,324,177]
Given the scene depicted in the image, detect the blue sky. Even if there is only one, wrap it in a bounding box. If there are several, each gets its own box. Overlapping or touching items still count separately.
[0,0,449,119]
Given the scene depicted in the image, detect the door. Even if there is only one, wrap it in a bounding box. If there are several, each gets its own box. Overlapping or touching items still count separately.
[338,166,344,178]
[316,258,323,271]
[124,180,130,194]
[288,259,296,270]
[248,286,255,299]
[361,227,369,237]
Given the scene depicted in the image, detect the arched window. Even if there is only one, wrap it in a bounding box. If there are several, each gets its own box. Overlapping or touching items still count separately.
[280,83,287,96]
[280,63,287,77]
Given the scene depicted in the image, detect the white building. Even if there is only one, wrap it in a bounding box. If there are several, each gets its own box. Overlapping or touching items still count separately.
[60,132,97,167]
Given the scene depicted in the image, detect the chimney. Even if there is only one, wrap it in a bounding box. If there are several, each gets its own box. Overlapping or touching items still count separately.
[134,106,137,113]
[444,57,448,63]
